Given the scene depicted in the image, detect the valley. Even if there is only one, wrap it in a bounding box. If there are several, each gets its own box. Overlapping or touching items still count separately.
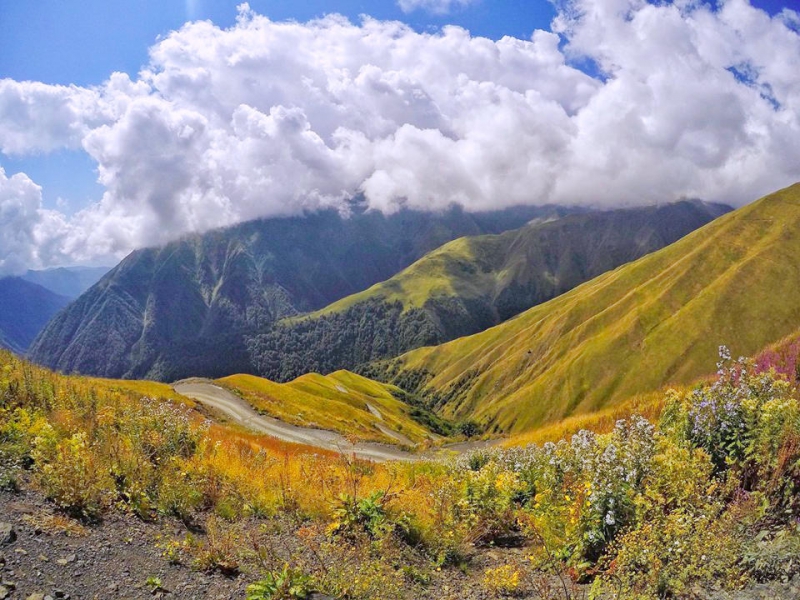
[0,278,70,355]
[3,1,800,597]
[0,267,109,355]
[28,205,558,381]
[248,200,729,382]
[4,185,800,600]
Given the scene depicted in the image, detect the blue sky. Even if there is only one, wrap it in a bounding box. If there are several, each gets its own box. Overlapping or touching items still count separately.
[1,0,790,87]
[0,0,558,87]
[0,0,798,272]
[0,0,791,212]
[0,0,557,214]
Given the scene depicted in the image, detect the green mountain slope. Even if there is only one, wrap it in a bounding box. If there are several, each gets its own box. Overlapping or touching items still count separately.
[373,183,800,434]
[0,278,71,354]
[29,205,553,381]
[247,201,729,381]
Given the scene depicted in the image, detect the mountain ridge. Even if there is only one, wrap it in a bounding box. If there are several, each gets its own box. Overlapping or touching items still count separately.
[246,200,730,381]
[29,205,557,380]
[20,266,110,299]
[0,277,71,355]
[370,183,800,433]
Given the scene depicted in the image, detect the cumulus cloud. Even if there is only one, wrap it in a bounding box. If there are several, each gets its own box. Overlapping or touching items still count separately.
[0,0,799,272]
[0,168,43,275]
[397,0,478,15]
[0,73,151,155]
[549,0,800,204]
[0,167,75,276]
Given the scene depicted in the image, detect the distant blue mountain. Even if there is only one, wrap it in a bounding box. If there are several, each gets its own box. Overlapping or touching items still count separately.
[21,266,110,299]
[0,277,71,354]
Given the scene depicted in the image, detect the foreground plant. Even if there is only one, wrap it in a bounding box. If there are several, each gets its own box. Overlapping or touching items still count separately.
[2,346,799,599]
[246,564,311,600]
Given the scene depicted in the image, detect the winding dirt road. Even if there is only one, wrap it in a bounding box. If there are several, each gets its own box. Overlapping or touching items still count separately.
[173,380,425,462]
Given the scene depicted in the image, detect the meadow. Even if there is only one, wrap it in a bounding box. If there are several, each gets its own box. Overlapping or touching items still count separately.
[2,347,799,598]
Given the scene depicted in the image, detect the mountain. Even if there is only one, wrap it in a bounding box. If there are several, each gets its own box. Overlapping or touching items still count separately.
[246,200,730,381]
[29,204,557,381]
[0,267,111,355]
[21,266,110,299]
[0,277,71,354]
[371,183,800,434]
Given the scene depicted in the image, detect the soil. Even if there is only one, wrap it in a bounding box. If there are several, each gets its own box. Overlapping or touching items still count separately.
[0,488,246,600]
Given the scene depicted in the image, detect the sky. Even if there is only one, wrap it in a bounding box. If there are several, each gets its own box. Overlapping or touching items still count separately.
[0,0,799,274]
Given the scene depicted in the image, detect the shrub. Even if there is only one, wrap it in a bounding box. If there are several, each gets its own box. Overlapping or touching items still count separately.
[665,349,800,512]
[154,463,206,521]
[312,535,411,600]
[458,420,484,438]
[247,564,311,600]
[186,517,241,575]
[741,525,800,582]
[604,497,758,598]
[459,463,527,545]
[0,407,39,490]
[329,491,389,538]
[31,429,113,519]
[483,564,521,596]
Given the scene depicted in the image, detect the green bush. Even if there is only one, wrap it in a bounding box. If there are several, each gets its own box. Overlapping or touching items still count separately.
[247,565,310,600]
[330,491,394,539]
[32,429,113,519]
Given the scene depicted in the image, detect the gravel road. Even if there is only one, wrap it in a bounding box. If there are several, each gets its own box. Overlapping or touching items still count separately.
[173,380,421,462]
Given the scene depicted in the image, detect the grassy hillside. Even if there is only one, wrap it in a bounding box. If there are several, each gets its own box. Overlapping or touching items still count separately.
[248,201,728,381]
[89,376,197,407]
[318,200,729,318]
[377,183,800,433]
[218,370,440,445]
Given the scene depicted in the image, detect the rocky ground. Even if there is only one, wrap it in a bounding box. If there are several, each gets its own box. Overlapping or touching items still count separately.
[2,486,799,600]
[0,489,246,600]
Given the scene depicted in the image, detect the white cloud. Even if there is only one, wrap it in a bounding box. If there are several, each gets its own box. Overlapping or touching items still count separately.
[0,73,150,155]
[397,0,478,15]
[549,0,800,204]
[0,167,43,275]
[0,1,799,272]
[0,167,75,276]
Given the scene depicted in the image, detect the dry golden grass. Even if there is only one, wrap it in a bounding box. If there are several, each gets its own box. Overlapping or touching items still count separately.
[22,512,89,537]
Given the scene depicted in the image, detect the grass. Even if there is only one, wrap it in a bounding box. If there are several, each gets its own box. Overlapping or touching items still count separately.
[88,377,197,407]
[217,371,438,445]
[503,388,672,447]
[301,234,505,317]
[388,183,800,433]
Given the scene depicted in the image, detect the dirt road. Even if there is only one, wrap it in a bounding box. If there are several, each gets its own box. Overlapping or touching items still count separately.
[173,380,424,462]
